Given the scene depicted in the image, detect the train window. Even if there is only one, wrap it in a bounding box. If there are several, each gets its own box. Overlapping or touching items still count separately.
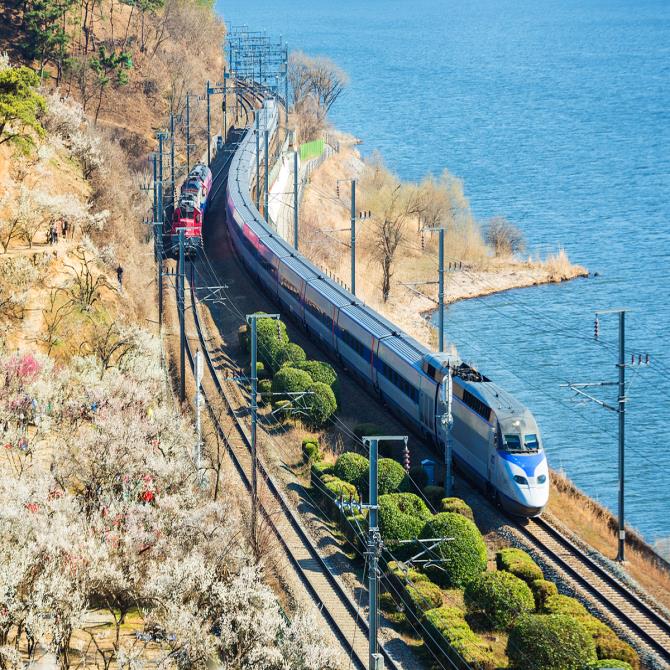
[524,434,539,451]
[504,434,522,452]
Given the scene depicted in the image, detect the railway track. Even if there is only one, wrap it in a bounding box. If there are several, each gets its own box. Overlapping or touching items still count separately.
[176,256,402,670]
[515,514,670,667]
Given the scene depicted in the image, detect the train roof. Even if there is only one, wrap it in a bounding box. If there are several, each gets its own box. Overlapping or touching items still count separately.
[465,381,528,421]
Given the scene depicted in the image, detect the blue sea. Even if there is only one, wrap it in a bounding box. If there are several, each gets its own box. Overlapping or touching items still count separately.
[217,0,670,544]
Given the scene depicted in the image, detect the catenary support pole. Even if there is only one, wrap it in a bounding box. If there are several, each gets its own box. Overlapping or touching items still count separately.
[157,134,165,332]
[284,46,289,125]
[255,113,260,211]
[178,229,185,403]
[293,150,299,249]
[250,317,259,545]
[438,227,445,352]
[351,180,356,295]
[617,310,626,562]
[264,128,269,219]
[206,79,211,167]
[223,68,227,142]
[186,94,191,174]
[170,112,175,202]
[445,366,453,497]
[368,438,379,669]
[195,348,202,480]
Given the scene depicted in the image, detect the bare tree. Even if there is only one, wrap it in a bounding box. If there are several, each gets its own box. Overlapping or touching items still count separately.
[62,244,112,309]
[486,216,526,256]
[79,319,139,378]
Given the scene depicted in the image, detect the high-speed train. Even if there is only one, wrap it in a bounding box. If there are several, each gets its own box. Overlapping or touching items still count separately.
[223,99,549,516]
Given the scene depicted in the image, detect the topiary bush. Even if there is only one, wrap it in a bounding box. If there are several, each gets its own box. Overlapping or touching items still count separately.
[423,485,446,510]
[542,594,588,617]
[406,580,443,612]
[388,561,429,584]
[294,359,339,396]
[420,512,487,588]
[376,458,407,495]
[378,493,432,544]
[334,452,369,487]
[256,316,289,372]
[302,381,337,428]
[322,476,359,517]
[507,613,597,670]
[273,399,292,422]
[423,606,496,669]
[250,361,267,379]
[303,442,321,462]
[271,367,312,405]
[581,615,639,669]
[276,342,307,368]
[464,570,535,629]
[530,578,558,609]
[496,547,543,584]
[440,497,474,521]
[258,379,272,406]
[590,661,633,670]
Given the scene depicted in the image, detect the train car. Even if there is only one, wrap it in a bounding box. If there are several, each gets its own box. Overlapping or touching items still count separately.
[223,100,549,517]
[170,163,212,256]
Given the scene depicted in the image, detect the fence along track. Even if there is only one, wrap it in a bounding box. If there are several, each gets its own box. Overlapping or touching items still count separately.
[181,264,405,670]
[517,516,670,667]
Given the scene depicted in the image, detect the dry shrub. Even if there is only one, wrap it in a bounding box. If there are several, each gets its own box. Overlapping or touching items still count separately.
[485,216,525,256]
[544,248,586,280]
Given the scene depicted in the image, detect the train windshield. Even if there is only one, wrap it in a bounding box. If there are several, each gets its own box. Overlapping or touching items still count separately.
[503,433,539,453]
[524,434,539,450]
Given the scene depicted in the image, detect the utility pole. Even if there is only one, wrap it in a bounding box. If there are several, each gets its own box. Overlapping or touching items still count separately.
[350,179,356,296]
[562,309,650,563]
[264,128,269,219]
[206,79,211,167]
[157,133,166,331]
[178,229,186,403]
[255,113,260,211]
[195,348,203,481]
[367,436,381,670]
[170,112,175,202]
[246,313,280,547]
[222,67,227,142]
[186,93,191,174]
[293,150,299,250]
[444,366,454,497]
[284,45,289,124]
[437,228,444,352]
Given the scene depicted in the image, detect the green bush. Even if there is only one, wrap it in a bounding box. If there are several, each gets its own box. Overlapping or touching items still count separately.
[423,606,495,669]
[377,458,407,495]
[400,465,429,493]
[311,460,333,478]
[507,613,597,670]
[581,616,639,669]
[378,493,432,543]
[590,661,633,670]
[420,513,487,588]
[302,435,319,448]
[271,367,312,405]
[388,561,429,584]
[530,578,558,609]
[440,497,474,521]
[258,379,272,406]
[303,442,321,462]
[334,452,369,486]
[250,361,267,379]
[294,359,339,396]
[343,512,367,550]
[256,316,289,372]
[302,382,337,428]
[464,570,535,629]
[277,342,307,368]
[423,485,445,510]
[496,547,543,584]
[543,594,588,617]
[406,580,443,612]
[273,399,292,422]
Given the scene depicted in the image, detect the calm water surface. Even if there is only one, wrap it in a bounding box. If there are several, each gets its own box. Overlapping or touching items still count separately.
[217,0,670,542]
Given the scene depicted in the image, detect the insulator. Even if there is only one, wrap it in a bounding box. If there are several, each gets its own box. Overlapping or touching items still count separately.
[646,354,650,365]
[638,354,643,366]
[632,354,635,365]
[594,316,600,339]
[336,184,340,197]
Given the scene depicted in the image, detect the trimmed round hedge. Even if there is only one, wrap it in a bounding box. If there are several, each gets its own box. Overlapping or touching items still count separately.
[256,316,289,372]
[302,381,337,428]
[590,661,633,670]
[496,547,543,584]
[388,560,429,584]
[378,493,431,543]
[258,379,272,406]
[406,579,443,612]
[377,458,407,495]
[294,360,339,395]
[543,594,588,617]
[530,578,558,609]
[420,512,487,588]
[581,615,639,668]
[464,570,535,629]
[507,613,597,670]
[440,497,474,521]
[271,367,312,404]
[334,452,369,487]
[276,342,307,368]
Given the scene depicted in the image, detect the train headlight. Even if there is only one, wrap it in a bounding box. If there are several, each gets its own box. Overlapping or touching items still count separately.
[513,475,528,485]
[537,474,547,485]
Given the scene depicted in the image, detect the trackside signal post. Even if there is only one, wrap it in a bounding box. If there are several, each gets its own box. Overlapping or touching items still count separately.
[562,309,650,562]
